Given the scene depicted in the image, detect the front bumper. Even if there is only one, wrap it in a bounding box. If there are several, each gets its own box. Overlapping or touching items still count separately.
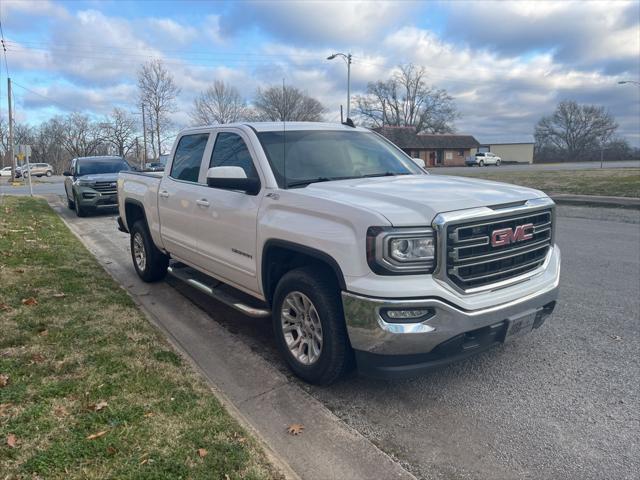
[76,187,118,210]
[342,259,560,377]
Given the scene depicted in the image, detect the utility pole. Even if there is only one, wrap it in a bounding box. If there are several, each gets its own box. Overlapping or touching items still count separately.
[141,103,148,166]
[327,52,352,120]
[7,77,15,183]
[346,53,351,119]
[135,136,141,170]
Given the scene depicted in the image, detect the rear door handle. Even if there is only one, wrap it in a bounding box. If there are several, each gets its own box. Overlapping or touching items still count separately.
[159,190,169,198]
[196,199,210,207]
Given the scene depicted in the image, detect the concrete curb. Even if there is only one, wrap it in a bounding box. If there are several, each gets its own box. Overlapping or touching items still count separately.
[48,196,416,480]
[551,194,640,209]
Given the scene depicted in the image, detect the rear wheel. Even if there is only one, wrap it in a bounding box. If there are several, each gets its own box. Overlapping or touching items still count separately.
[273,267,352,385]
[496,160,501,166]
[130,220,169,282]
[479,160,485,167]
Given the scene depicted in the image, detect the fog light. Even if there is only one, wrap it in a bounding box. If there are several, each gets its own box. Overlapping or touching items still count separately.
[381,307,434,323]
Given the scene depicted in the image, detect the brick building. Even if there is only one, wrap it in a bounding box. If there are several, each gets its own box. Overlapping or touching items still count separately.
[374,126,480,167]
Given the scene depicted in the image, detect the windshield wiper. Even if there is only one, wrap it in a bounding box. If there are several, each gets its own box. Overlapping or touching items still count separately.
[361,171,409,178]
[287,176,356,188]
[286,177,332,188]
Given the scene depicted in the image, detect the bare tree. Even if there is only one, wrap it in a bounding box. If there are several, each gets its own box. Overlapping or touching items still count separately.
[59,113,103,158]
[354,64,458,133]
[30,117,68,173]
[101,108,138,157]
[137,59,180,156]
[253,85,324,121]
[190,80,248,125]
[534,100,618,161]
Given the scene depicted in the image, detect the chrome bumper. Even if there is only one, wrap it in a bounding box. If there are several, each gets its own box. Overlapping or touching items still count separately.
[342,272,560,356]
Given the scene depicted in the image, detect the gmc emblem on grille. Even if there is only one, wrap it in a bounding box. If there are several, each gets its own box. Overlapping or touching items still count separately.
[491,223,534,247]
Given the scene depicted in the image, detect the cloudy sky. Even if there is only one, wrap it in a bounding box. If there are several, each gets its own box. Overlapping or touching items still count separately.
[1,0,639,146]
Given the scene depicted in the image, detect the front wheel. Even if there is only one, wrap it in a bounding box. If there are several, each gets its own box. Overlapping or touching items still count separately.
[46,170,52,177]
[479,160,485,167]
[130,220,169,282]
[273,268,352,385]
[496,160,501,166]
[74,194,87,217]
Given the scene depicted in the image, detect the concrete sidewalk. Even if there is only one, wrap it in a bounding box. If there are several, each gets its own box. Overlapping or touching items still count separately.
[551,194,640,209]
[47,196,415,480]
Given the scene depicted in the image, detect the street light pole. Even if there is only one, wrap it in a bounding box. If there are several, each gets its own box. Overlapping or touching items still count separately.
[327,52,352,119]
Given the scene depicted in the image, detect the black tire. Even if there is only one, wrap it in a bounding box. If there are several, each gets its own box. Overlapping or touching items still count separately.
[479,160,485,167]
[496,160,501,166]
[272,267,352,385]
[74,194,87,217]
[67,195,75,210]
[130,220,169,282]
[46,170,52,177]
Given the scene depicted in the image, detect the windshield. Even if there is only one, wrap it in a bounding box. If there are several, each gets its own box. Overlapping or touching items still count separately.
[257,130,423,188]
[77,159,130,176]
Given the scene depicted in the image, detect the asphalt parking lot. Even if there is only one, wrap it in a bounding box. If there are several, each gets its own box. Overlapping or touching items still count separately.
[47,199,639,480]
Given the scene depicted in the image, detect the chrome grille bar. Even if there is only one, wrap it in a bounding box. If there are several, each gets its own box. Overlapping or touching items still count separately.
[433,198,555,293]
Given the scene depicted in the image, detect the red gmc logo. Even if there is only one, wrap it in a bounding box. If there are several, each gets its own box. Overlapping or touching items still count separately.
[491,223,534,247]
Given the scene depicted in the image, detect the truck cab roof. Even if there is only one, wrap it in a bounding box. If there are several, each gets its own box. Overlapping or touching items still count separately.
[180,121,370,134]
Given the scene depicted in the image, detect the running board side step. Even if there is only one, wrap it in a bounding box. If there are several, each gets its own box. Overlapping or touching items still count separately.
[167,264,271,318]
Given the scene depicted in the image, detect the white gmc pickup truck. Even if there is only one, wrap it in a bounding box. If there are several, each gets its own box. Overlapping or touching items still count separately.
[117,122,560,385]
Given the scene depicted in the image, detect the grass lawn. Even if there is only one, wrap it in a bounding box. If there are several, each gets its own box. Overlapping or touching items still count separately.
[0,197,281,479]
[440,168,640,198]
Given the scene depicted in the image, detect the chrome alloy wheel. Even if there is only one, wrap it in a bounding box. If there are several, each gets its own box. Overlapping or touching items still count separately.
[133,232,146,272]
[281,291,323,365]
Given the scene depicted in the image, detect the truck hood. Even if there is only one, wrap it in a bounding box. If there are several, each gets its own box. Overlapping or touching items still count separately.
[77,173,120,183]
[298,174,547,226]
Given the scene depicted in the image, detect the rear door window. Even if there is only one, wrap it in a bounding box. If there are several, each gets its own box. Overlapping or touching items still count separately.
[170,133,210,182]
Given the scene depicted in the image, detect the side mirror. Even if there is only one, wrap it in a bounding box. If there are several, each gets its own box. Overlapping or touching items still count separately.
[63,171,72,176]
[206,166,260,195]
[411,157,426,169]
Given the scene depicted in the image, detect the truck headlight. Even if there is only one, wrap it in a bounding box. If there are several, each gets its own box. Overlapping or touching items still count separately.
[366,227,436,275]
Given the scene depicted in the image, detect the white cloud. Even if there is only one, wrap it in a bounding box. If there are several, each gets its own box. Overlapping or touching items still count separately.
[146,18,198,45]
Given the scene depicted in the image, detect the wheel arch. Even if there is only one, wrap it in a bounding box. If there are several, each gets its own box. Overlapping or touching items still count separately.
[261,239,346,306]
[124,199,148,232]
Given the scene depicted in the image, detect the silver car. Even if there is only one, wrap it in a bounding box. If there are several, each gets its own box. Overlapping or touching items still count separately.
[22,163,54,177]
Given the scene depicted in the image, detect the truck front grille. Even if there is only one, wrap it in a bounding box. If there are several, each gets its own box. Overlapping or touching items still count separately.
[92,181,117,194]
[445,209,553,291]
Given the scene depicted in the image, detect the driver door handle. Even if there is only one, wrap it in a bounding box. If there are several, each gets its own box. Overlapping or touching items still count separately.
[159,190,170,198]
[196,199,210,207]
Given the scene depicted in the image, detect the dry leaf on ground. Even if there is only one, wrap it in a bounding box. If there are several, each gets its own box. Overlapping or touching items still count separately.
[52,293,66,298]
[7,434,17,448]
[0,374,9,387]
[0,303,10,311]
[287,423,305,435]
[88,400,108,412]
[14,268,24,274]
[38,329,48,337]
[143,412,154,417]
[86,430,108,440]
[21,297,38,306]
[31,354,46,364]
[197,448,208,458]
[53,405,69,417]
[0,403,13,416]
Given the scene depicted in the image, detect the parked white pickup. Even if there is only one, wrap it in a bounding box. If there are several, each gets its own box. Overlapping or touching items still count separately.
[117,122,560,384]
